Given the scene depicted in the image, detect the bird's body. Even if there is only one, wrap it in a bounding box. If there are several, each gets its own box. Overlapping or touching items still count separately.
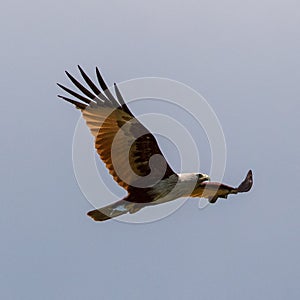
[58,66,253,221]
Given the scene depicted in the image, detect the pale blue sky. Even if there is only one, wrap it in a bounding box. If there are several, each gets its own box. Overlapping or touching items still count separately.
[1,0,300,299]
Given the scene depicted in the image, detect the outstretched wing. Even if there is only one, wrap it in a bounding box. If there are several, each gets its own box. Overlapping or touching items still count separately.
[191,170,253,203]
[57,66,177,190]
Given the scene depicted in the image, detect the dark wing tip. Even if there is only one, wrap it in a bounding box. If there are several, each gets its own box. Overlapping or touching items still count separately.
[57,95,87,110]
[237,170,253,193]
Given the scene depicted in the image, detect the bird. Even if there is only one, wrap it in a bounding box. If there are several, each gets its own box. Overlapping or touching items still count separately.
[57,66,253,222]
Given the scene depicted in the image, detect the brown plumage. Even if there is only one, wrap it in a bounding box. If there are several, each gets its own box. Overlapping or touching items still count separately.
[58,66,253,221]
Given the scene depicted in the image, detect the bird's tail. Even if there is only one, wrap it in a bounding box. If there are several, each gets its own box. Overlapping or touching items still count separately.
[87,198,142,222]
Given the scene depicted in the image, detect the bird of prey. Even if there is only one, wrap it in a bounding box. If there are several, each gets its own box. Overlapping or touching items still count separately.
[58,66,253,222]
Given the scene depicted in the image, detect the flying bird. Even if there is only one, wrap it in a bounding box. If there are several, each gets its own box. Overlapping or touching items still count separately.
[58,66,253,222]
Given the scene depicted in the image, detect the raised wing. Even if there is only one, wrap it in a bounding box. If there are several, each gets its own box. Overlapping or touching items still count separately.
[57,66,177,191]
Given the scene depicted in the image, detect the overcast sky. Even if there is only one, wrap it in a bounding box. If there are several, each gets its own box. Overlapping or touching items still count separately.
[1,0,300,299]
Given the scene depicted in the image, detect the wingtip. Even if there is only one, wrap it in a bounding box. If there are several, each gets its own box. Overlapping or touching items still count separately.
[95,66,103,77]
[78,65,86,73]
[237,170,253,193]
[65,70,71,77]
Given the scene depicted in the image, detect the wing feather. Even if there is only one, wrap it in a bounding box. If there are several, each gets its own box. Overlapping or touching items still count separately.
[58,66,177,191]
